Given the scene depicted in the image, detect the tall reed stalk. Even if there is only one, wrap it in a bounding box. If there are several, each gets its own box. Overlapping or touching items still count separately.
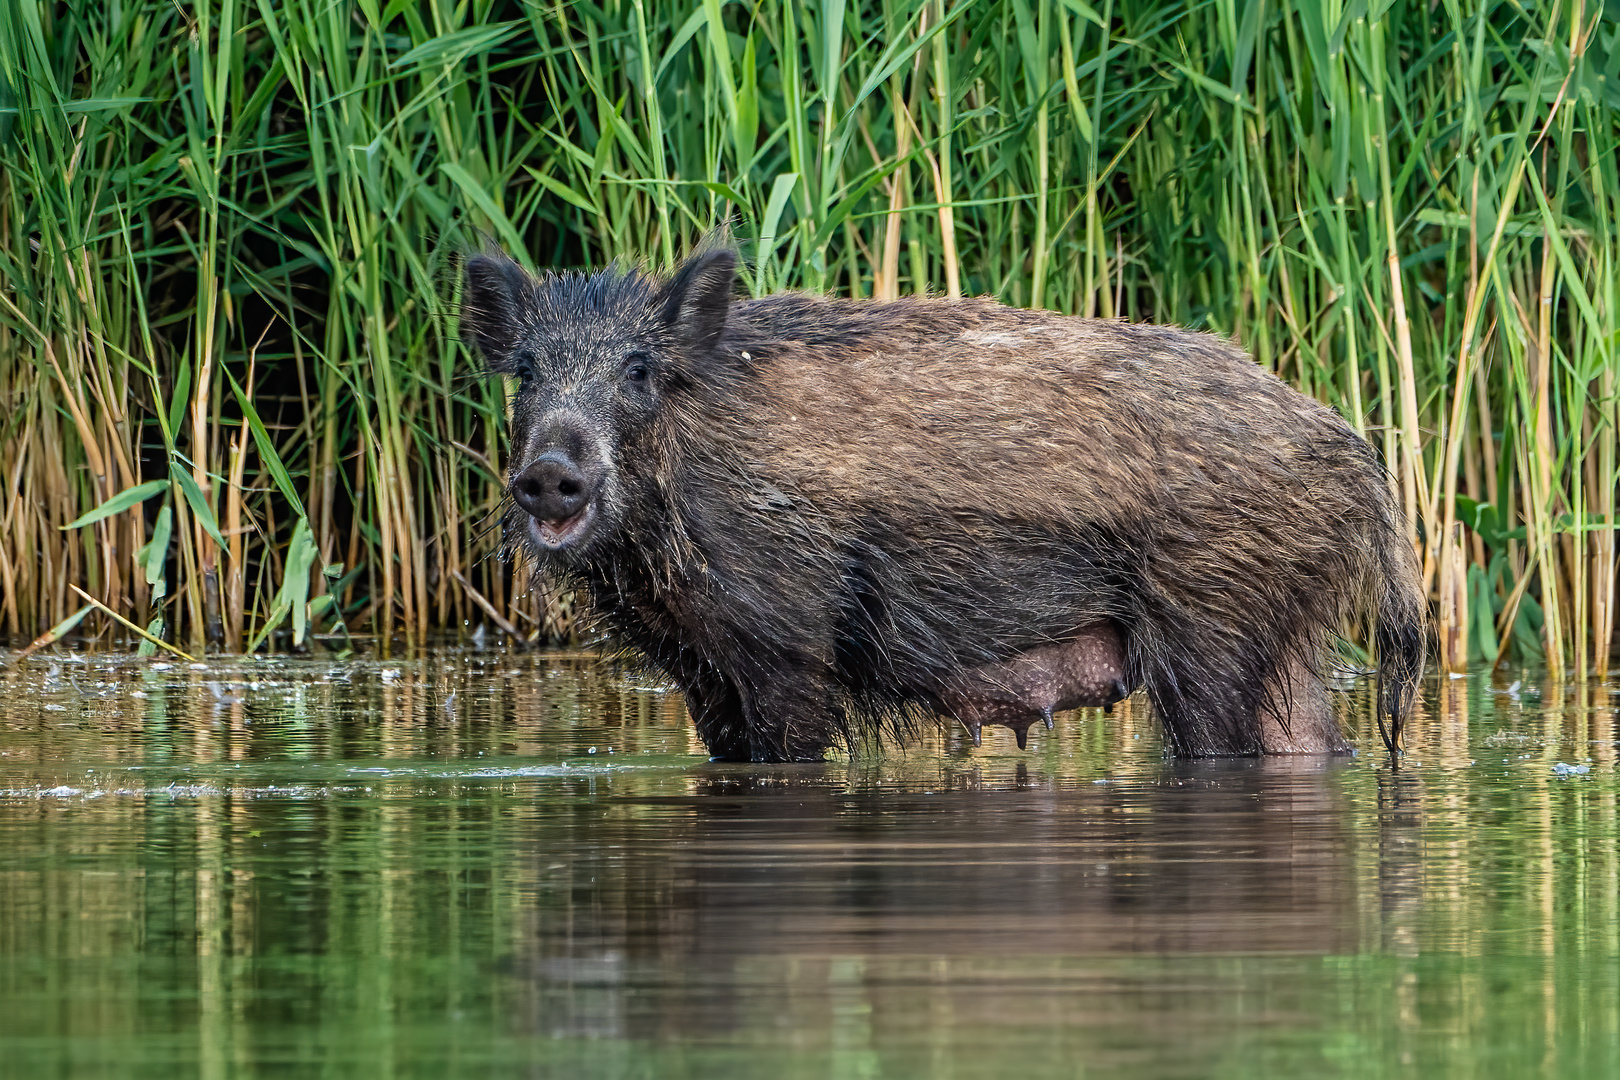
[1,1,1614,673]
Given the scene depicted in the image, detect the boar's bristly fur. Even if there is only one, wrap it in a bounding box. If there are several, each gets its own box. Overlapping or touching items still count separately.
[462,248,1427,763]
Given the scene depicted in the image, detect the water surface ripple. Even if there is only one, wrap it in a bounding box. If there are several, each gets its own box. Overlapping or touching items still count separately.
[1,650,1615,1078]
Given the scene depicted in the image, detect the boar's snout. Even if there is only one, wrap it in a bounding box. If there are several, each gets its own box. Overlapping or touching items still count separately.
[512,452,587,519]
[510,450,600,551]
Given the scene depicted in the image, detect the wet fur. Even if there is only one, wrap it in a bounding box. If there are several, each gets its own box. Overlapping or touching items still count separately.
[464,250,1426,762]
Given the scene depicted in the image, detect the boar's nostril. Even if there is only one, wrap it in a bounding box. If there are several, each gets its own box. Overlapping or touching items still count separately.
[511,455,591,523]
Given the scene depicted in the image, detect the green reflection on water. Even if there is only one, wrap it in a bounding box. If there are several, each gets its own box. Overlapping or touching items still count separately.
[0,652,1615,1078]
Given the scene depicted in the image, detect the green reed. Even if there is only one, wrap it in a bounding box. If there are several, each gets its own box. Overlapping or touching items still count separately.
[0,0,1614,672]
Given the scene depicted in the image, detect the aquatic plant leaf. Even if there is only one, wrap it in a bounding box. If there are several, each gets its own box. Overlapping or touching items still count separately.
[247,517,319,651]
[226,370,307,521]
[59,479,167,530]
[145,506,172,590]
[169,462,226,550]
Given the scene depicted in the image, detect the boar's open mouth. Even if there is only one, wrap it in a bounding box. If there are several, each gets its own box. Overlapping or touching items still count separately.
[527,501,597,551]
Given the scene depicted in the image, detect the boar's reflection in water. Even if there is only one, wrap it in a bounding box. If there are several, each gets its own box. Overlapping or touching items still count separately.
[462,248,1426,762]
[509,760,1388,1042]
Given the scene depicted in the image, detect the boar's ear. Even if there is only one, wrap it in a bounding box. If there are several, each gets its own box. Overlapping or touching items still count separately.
[657,250,736,352]
[460,253,530,361]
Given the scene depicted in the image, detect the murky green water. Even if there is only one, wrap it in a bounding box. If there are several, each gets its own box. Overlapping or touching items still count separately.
[0,650,1615,1078]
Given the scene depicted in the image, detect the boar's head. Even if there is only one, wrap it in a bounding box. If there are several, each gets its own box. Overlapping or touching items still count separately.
[460,249,738,563]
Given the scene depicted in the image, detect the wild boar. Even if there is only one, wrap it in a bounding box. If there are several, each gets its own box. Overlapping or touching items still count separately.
[461,248,1425,762]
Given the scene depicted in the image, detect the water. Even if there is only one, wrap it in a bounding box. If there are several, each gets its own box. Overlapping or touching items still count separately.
[0,650,1615,1078]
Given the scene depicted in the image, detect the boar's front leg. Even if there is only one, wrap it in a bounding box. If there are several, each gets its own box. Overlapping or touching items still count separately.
[675,650,838,762]
[723,648,842,763]
[679,668,753,762]
[742,679,841,763]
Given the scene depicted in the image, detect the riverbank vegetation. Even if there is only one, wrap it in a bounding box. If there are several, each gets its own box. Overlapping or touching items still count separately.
[1,0,1614,674]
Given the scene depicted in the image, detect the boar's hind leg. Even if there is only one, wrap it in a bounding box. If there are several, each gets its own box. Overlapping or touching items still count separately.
[1135,623,1273,756]
[1139,630,1348,755]
[1257,650,1350,754]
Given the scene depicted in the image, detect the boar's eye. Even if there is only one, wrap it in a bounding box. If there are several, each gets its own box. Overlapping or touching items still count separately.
[622,352,652,386]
